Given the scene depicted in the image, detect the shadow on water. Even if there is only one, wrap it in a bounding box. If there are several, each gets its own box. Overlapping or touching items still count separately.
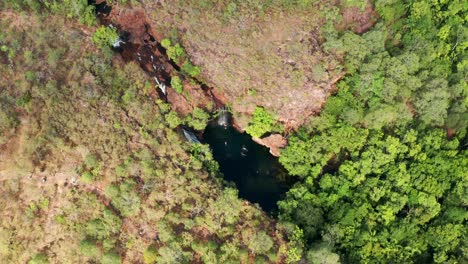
[87,0,291,214]
[203,112,291,214]
[88,0,112,16]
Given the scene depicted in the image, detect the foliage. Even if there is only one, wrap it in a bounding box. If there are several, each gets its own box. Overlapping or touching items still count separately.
[185,107,210,130]
[280,129,467,263]
[79,239,100,258]
[161,38,185,62]
[79,154,102,183]
[2,0,96,26]
[28,253,49,264]
[143,245,158,264]
[306,243,340,264]
[170,75,183,93]
[92,26,119,49]
[0,9,285,263]
[102,252,121,264]
[85,209,122,241]
[105,180,141,217]
[285,226,304,264]
[164,111,182,129]
[247,231,273,254]
[278,0,468,262]
[245,107,280,138]
[181,61,201,77]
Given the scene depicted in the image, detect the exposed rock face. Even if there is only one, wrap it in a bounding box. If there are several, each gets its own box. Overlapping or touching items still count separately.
[140,1,346,130]
[253,134,288,157]
[339,0,378,34]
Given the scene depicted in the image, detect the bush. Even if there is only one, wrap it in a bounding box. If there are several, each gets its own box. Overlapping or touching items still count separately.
[79,239,100,258]
[186,108,210,130]
[181,61,201,77]
[247,231,274,254]
[105,181,141,217]
[92,26,119,49]
[143,245,158,264]
[28,253,48,264]
[161,38,185,61]
[160,38,171,49]
[170,76,183,93]
[245,107,279,138]
[165,111,182,129]
[81,171,94,183]
[84,154,99,168]
[102,251,121,264]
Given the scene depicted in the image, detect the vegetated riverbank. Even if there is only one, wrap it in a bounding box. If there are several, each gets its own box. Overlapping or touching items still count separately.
[0,6,293,263]
[90,0,294,213]
[203,111,294,213]
[89,0,373,157]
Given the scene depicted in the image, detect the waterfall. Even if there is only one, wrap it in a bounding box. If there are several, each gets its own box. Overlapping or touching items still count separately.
[153,76,166,95]
[183,129,201,144]
[216,107,231,127]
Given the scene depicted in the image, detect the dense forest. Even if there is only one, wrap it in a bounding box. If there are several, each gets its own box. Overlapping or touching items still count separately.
[278,0,467,263]
[0,0,466,264]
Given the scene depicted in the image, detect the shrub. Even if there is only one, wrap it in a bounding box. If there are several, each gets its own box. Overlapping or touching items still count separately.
[247,231,274,254]
[92,26,119,49]
[81,171,94,183]
[79,239,100,258]
[181,61,201,77]
[171,76,183,93]
[84,154,99,168]
[143,245,158,264]
[245,107,278,138]
[186,108,210,130]
[28,253,48,264]
[161,38,185,61]
[160,38,171,49]
[165,111,182,129]
[25,71,36,82]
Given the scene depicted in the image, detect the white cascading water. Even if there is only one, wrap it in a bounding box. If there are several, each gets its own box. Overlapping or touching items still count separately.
[217,107,230,127]
[183,129,201,144]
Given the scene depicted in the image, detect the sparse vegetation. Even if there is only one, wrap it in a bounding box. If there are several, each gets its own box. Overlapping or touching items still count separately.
[0,6,288,263]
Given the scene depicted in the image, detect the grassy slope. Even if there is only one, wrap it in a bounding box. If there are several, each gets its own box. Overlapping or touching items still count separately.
[0,10,288,263]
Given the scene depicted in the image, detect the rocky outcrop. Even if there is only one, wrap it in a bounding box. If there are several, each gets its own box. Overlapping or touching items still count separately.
[253,134,288,157]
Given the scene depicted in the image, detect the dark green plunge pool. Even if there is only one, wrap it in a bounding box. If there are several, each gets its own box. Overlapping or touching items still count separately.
[203,115,290,213]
